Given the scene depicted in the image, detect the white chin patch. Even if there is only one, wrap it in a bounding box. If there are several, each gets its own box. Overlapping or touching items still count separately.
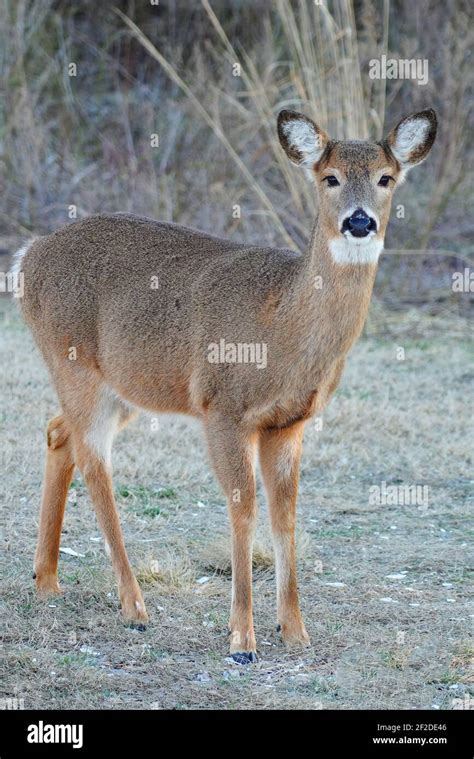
[329,235,384,265]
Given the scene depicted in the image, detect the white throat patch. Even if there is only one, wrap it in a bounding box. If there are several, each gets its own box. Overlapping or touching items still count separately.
[329,236,384,265]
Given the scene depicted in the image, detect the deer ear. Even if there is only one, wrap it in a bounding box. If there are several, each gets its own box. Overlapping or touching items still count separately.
[278,110,329,168]
[385,109,437,170]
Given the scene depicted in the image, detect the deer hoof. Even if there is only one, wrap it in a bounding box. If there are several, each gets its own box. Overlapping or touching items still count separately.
[231,651,258,665]
[126,621,147,632]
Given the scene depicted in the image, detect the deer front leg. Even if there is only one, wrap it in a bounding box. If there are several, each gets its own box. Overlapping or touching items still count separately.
[259,422,310,647]
[205,412,258,663]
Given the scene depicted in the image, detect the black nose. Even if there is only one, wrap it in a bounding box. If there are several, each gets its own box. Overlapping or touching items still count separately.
[341,209,377,238]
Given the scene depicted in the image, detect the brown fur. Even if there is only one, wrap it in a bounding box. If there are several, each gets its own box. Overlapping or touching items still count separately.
[16,108,436,659]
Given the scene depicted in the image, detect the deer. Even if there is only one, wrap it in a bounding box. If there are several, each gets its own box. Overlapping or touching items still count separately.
[12,107,437,664]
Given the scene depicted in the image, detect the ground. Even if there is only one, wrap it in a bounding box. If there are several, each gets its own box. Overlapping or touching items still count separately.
[1,298,472,710]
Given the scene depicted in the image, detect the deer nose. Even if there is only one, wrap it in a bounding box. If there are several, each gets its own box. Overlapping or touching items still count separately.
[342,209,377,238]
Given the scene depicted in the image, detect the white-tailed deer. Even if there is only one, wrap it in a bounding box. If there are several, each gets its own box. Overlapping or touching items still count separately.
[13,108,436,663]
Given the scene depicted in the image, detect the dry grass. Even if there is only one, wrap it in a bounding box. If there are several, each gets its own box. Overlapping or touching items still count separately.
[136,549,196,593]
[1,299,472,710]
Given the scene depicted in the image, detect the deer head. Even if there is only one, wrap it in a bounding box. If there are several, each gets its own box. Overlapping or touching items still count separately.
[278,108,437,264]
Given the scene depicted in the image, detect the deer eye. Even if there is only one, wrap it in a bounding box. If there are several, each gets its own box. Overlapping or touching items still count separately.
[378,175,394,187]
[323,175,340,187]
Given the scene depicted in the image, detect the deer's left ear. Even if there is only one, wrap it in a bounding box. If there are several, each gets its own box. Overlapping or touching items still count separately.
[385,109,437,170]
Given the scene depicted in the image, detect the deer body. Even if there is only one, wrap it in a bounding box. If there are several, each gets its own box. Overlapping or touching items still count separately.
[23,212,372,416]
[15,107,436,662]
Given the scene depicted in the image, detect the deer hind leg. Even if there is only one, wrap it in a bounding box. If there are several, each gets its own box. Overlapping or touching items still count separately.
[68,384,147,626]
[205,412,258,663]
[34,415,75,594]
[38,363,146,624]
[259,422,310,647]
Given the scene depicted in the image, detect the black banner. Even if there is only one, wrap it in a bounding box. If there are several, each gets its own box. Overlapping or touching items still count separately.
[1,709,472,757]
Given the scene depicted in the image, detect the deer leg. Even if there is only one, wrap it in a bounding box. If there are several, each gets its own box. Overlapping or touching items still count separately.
[259,422,310,647]
[70,388,148,626]
[74,444,148,625]
[34,415,75,594]
[205,412,258,663]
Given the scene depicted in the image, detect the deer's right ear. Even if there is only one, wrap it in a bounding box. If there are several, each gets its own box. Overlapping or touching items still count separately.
[277,110,329,168]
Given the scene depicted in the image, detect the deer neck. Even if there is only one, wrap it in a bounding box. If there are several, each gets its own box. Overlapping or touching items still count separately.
[283,214,379,368]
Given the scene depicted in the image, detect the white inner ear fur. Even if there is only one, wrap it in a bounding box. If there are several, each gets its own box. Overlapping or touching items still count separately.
[283,119,324,167]
[391,117,429,166]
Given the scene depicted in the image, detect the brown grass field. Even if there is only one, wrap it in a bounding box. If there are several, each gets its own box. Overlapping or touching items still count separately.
[1,297,472,710]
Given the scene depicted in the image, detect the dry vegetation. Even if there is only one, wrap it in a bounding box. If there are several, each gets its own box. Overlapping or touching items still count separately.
[1,1,473,258]
[1,0,473,710]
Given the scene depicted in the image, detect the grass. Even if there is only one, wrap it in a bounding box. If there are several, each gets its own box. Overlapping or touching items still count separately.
[116,484,177,518]
[1,299,473,709]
